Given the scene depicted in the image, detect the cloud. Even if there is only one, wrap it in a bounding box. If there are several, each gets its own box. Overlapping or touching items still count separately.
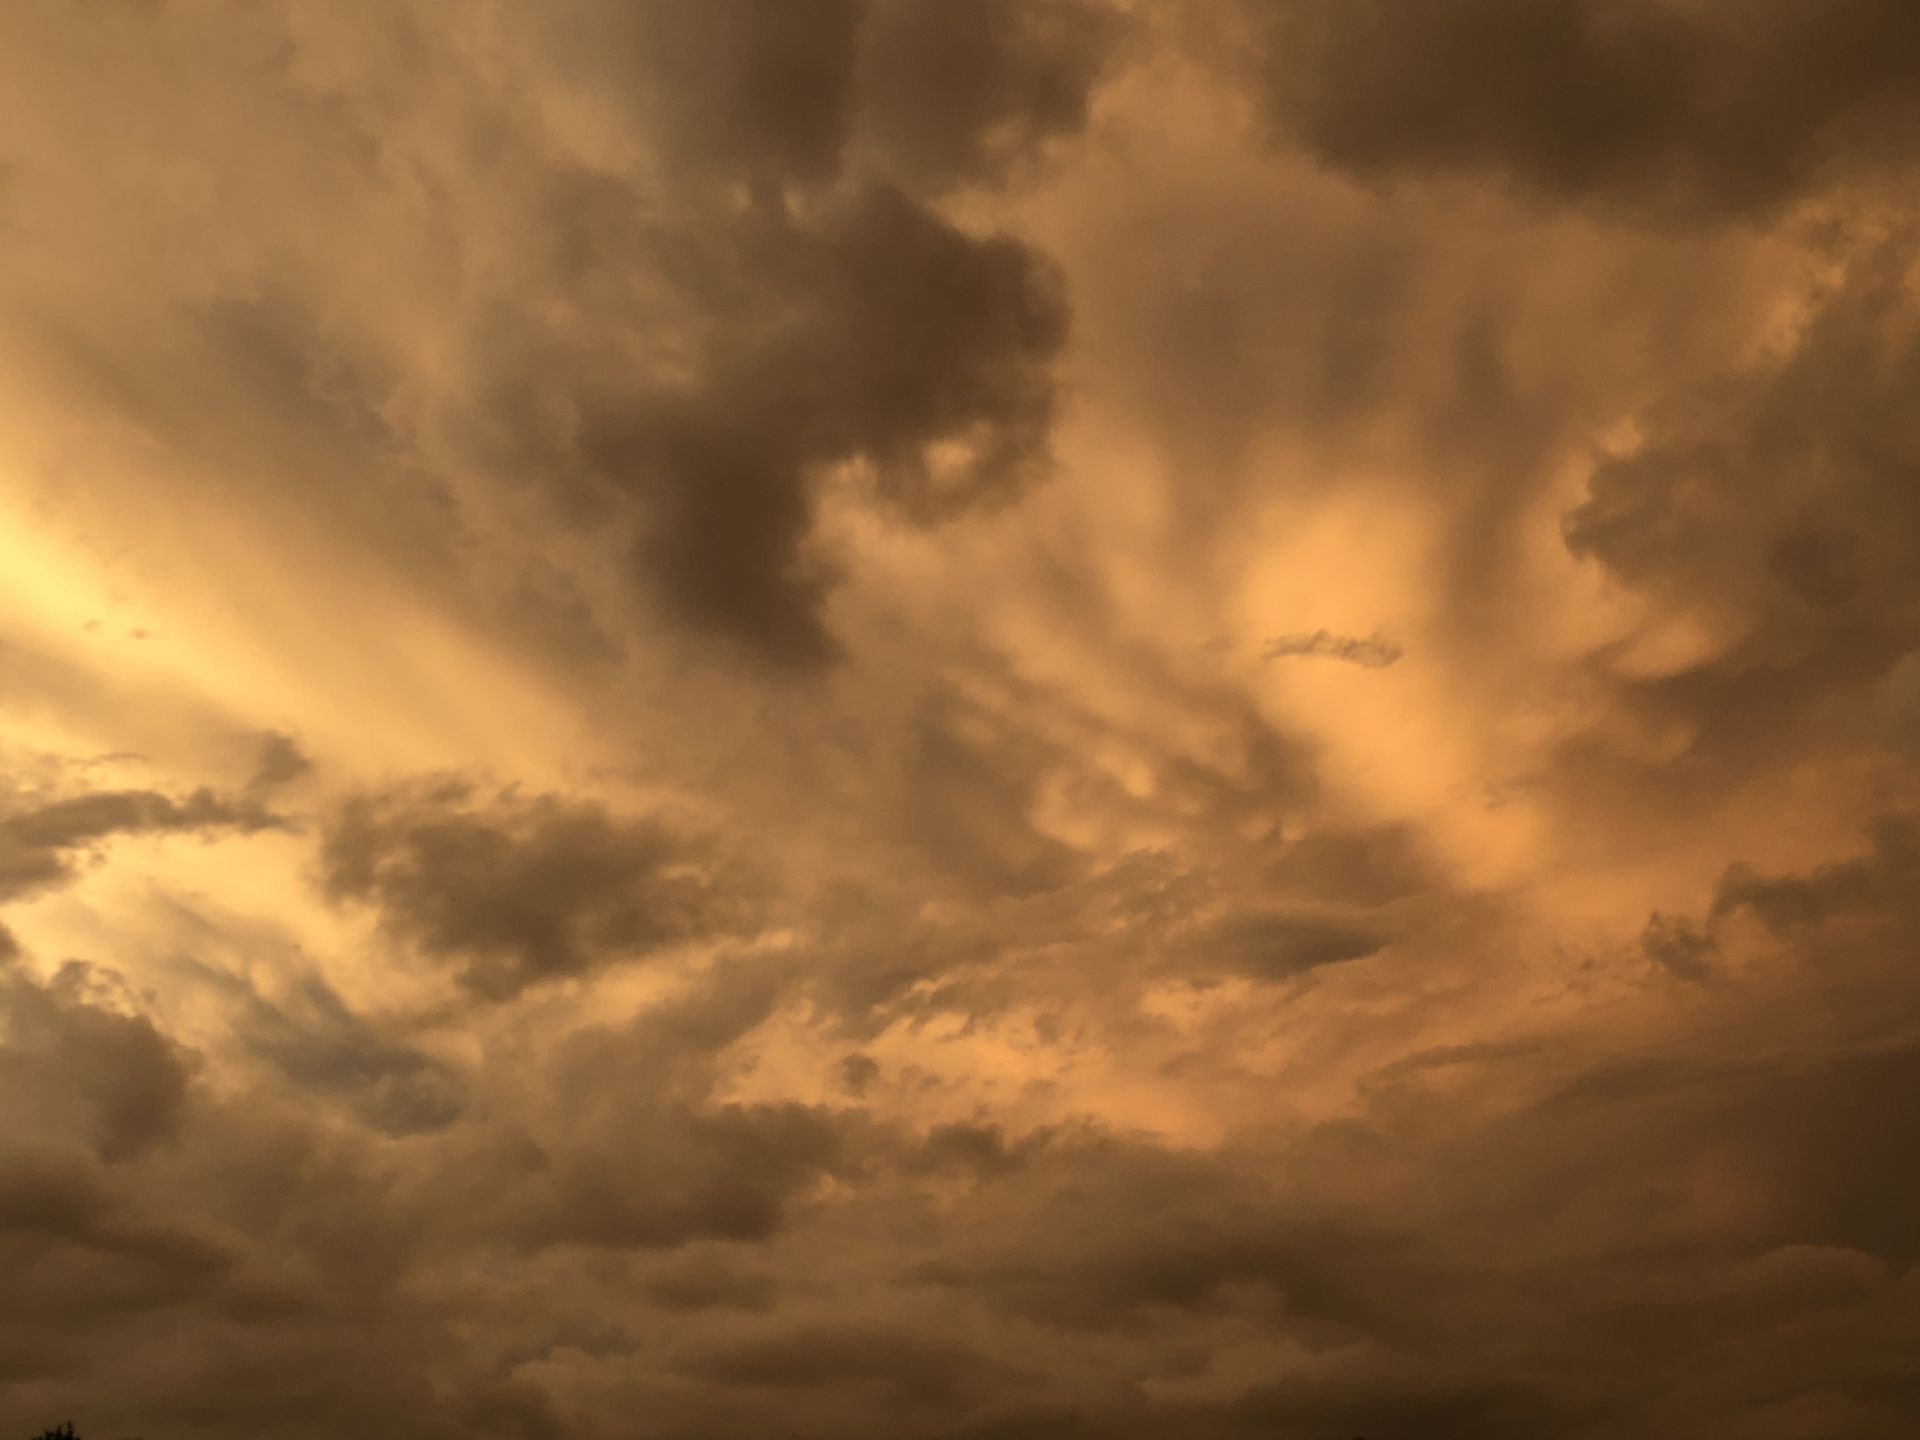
[0,0,1108,675]
[678,1322,1026,1406]
[1562,237,1920,785]
[1189,908,1388,981]
[1261,628,1403,668]
[529,180,1073,666]
[542,0,1119,197]
[0,959,192,1164]
[248,731,314,792]
[319,782,755,1000]
[857,0,1120,192]
[0,784,283,904]
[227,970,467,1137]
[1245,0,1920,216]
[6,4,1920,1437]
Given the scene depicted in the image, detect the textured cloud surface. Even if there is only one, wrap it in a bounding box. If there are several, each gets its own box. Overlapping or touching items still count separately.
[4,4,1920,1438]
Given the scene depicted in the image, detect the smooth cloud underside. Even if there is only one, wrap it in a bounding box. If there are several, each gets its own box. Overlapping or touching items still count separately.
[6,2,1920,1439]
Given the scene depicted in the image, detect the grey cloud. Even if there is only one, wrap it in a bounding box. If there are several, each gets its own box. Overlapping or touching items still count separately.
[549,0,867,188]
[13,5,1920,1438]
[642,1248,781,1313]
[0,0,1106,675]
[459,172,1072,667]
[1639,808,1920,990]
[857,0,1119,193]
[1248,0,1920,216]
[905,1135,1319,1329]
[569,183,1071,665]
[1190,908,1388,982]
[248,731,314,792]
[0,1149,234,1315]
[898,690,1082,899]
[1261,628,1403,668]
[1222,1369,1567,1440]
[1639,910,1717,985]
[679,1322,1025,1406]
[320,782,754,1001]
[500,0,1109,666]
[231,971,466,1137]
[0,965,542,1437]
[543,0,1118,196]
[1711,814,1919,936]
[839,1051,881,1097]
[415,956,850,1255]
[906,1121,1046,1181]
[0,784,283,904]
[477,1099,847,1253]
[0,960,192,1164]
[1561,239,1920,784]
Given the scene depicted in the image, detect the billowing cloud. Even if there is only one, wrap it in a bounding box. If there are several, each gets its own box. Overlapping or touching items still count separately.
[5,2,1920,1438]
[320,782,755,1000]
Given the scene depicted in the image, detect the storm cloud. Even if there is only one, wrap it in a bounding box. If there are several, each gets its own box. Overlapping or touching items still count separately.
[4,2,1920,1438]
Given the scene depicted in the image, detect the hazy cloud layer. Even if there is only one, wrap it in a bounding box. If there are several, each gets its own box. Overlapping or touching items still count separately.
[4,3,1920,1438]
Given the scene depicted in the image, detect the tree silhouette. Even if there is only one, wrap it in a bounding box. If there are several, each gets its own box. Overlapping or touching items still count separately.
[30,1427,79,1440]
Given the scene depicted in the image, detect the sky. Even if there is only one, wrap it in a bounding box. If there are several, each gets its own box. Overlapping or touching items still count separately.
[4,3,1920,1437]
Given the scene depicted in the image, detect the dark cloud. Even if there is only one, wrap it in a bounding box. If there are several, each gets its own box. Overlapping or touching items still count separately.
[546,0,1118,196]
[1222,1369,1568,1440]
[403,953,849,1259]
[905,1135,1314,1330]
[680,1322,1024,1406]
[554,0,867,187]
[319,783,754,1000]
[0,1148,233,1315]
[507,1099,846,1251]
[0,0,1103,676]
[1712,813,1920,936]
[249,731,314,791]
[566,183,1071,665]
[228,970,466,1137]
[906,1121,1045,1181]
[487,1,1102,667]
[839,1051,881,1097]
[1190,908,1387,982]
[857,0,1119,192]
[0,959,192,1164]
[1639,910,1717,985]
[0,784,283,904]
[1563,238,1920,781]
[1247,0,1920,215]
[897,690,1081,899]
[11,4,1920,1437]
[642,1247,781,1313]
[1261,628,1403,668]
[0,938,582,1440]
